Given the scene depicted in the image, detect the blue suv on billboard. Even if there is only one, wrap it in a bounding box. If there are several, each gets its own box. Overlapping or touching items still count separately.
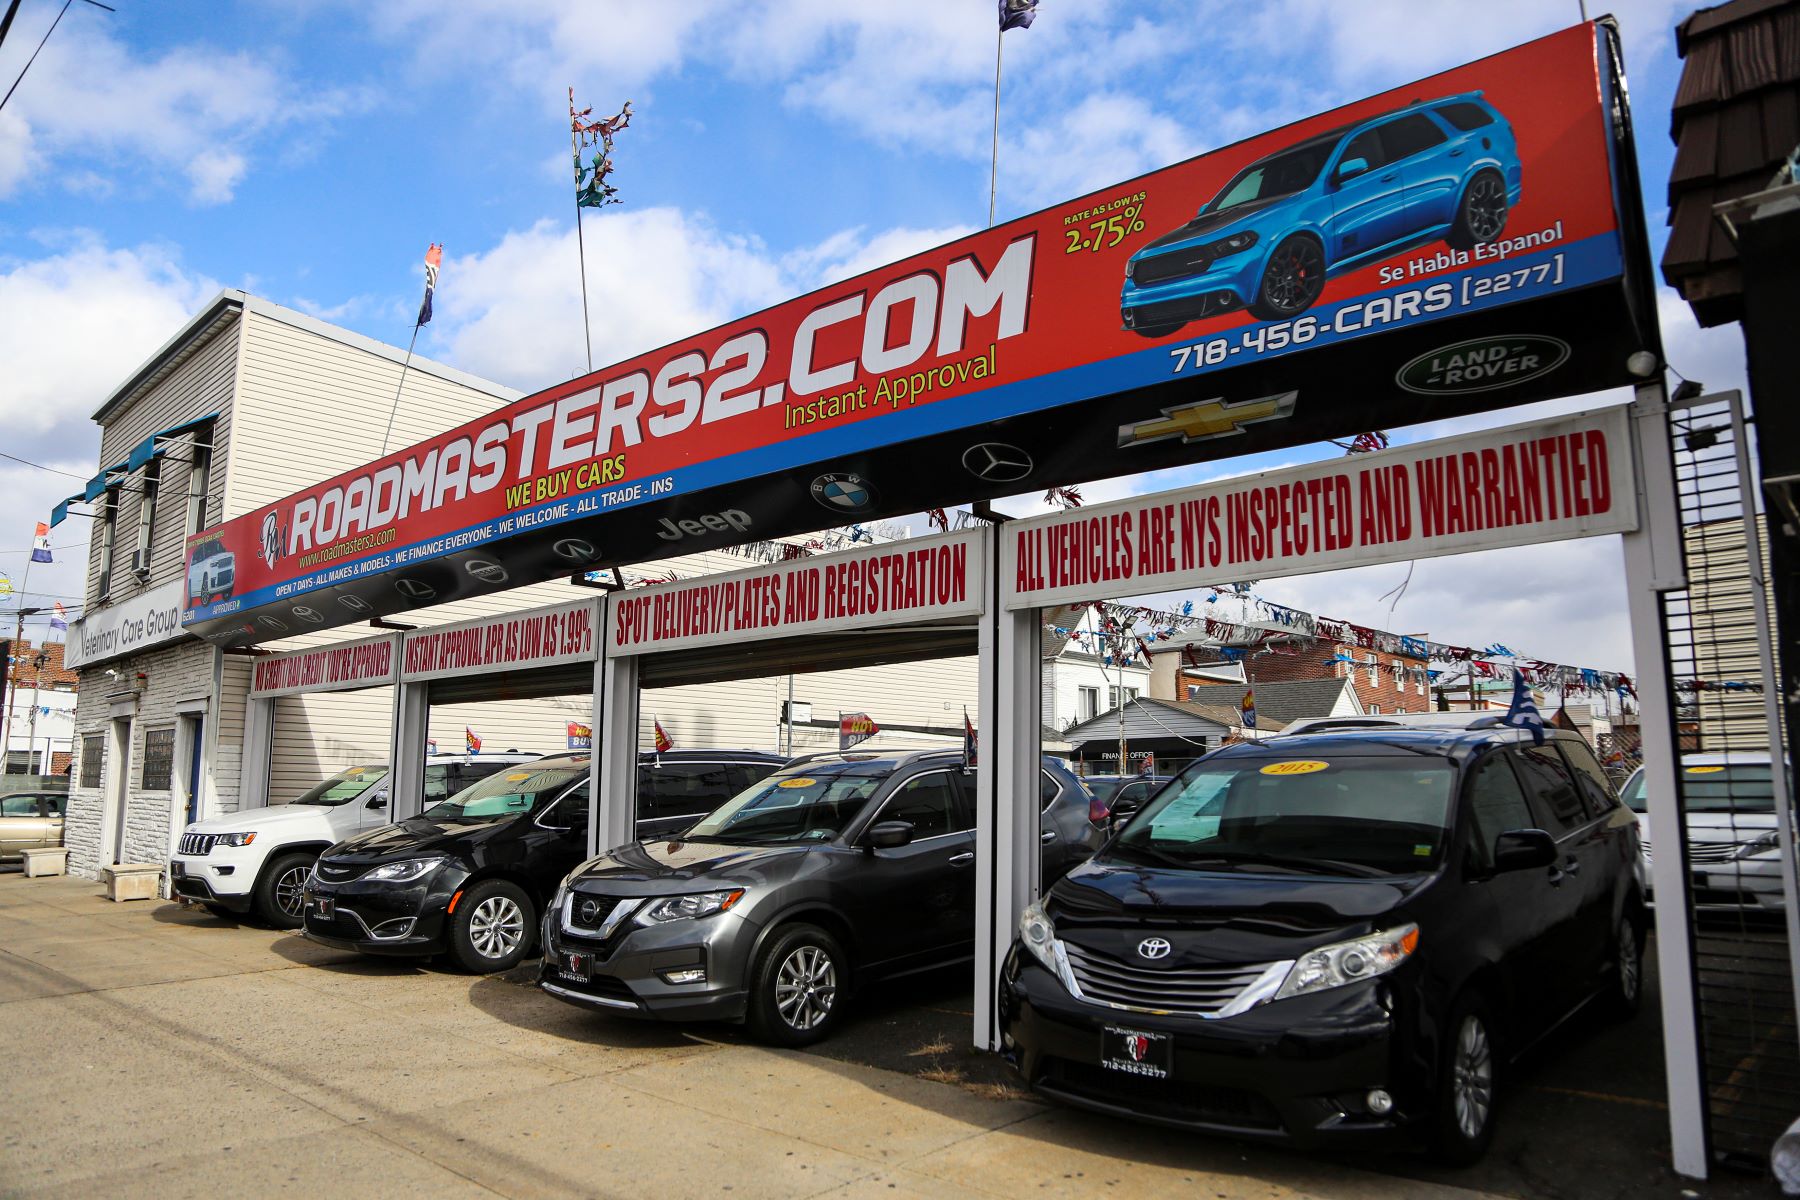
[1120,94,1523,337]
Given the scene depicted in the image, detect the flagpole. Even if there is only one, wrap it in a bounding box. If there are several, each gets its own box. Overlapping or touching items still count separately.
[570,88,594,375]
[987,23,1004,228]
[3,555,31,769]
[379,322,422,455]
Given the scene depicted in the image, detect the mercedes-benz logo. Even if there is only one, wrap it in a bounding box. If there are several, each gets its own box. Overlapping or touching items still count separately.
[394,578,436,601]
[1137,937,1172,960]
[962,442,1034,483]
[577,898,602,924]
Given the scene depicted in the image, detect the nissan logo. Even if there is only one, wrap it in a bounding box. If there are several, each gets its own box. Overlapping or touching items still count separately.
[577,898,602,924]
[962,442,1034,483]
[1137,937,1172,960]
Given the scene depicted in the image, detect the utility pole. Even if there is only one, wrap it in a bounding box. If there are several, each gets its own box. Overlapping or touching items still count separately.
[24,648,46,774]
[2,607,40,772]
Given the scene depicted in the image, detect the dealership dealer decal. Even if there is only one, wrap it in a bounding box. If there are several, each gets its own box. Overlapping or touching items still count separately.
[1004,407,1636,610]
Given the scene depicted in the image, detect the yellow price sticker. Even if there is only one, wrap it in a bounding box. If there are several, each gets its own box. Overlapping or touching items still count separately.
[1686,765,1726,774]
[1260,761,1330,776]
[778,778,816,788]
[504,772,531,782]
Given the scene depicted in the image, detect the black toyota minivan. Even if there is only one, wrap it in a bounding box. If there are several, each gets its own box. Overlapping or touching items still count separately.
[997,720,1642,1165]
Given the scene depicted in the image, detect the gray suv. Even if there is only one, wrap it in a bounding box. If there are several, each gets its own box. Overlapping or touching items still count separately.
[539,749,1098,1045]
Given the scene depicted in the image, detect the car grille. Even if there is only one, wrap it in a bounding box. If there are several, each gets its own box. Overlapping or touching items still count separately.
[312,860,365,884]
[1131,249,1212,287]
[1641,838,1744,865]
[566,892,627,934]
[1039,1058,1282,1131]
[179,833,219,856]
[1063,942,1277,1018]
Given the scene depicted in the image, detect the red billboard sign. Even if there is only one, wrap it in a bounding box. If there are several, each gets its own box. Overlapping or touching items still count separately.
[185,23,1653,646]
[249,634,398,698]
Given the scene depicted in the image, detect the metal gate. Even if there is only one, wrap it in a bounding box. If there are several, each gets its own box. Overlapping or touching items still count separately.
[1659,389,1800,1168]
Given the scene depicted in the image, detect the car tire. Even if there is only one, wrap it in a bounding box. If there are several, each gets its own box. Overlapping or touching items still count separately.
[747,923,849,1047]
[1446,170,1509,250]
[1603,910,1645,1020]
[1428,993,1501,1167]
[1130,321,1183,339]
[446,879,535,974]
[253,852,316,930]
[1247,234,1326,320]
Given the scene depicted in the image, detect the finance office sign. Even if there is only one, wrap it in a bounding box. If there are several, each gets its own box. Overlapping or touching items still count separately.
[1003,406,1636,610]
[185,23,1653,647]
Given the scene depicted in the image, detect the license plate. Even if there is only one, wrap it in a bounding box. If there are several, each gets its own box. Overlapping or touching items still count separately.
[554,952,588,983]
[313,895,335,919]
[1101,1025,1172,1079]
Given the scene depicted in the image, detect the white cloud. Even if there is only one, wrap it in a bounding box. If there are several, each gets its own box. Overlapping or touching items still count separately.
[784,223,977,289]
[0,22,368,204]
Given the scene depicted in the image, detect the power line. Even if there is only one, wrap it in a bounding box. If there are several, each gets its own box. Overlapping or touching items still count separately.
[0,0,111,114]
[0,450,87,480]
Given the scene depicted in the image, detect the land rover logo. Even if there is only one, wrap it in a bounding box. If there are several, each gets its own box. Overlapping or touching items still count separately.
[1396,335,1569,396]
[1137,937,1171,960]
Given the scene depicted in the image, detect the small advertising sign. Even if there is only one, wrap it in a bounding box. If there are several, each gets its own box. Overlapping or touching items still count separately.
[839,712,880,751]
[567,722,592,750]
[1004,406,1636,610]
[65,580,189,669]
[184,24,1652,647]
[400,598,599,683]
[249,633,399,699]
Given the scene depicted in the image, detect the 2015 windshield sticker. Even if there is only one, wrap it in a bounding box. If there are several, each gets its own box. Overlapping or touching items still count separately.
[1686,765,1726,774]
[1260,761,1330,775]
[778,778,816,788]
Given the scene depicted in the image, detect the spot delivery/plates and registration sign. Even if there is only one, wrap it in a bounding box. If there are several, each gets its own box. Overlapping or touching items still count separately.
[183,23,1655,647]
[1002,405,1636,611]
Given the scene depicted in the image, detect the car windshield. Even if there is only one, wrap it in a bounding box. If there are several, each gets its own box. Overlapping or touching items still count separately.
[291,764,387,806]
[1207,141,1335,214]
[1106,754,1457,876]
[1621,763,1783,814]
[423,764,583,821]
[1084,778,1124,804]
[684,772,885,844]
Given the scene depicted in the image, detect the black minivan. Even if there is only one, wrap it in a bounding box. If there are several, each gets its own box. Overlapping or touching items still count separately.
[303,749,782,972]
[998,721,1642,1164]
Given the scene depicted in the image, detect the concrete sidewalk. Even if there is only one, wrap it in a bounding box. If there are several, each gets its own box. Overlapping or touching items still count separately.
[0,873,1505,1199]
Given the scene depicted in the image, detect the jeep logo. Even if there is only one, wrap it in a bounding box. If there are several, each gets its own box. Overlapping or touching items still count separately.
[656,509,752,541]
[1396,335,1569,396]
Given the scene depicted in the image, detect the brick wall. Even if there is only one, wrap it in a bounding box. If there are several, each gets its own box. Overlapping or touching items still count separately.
[1196,644,1431,714]
[6,639,79,690]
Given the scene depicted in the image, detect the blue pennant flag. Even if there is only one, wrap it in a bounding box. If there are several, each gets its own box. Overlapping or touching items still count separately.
[1501,672,1546,744]
[999,0,1038,31]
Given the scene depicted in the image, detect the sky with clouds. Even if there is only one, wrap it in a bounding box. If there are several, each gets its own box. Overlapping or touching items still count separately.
[0,0,1754,677]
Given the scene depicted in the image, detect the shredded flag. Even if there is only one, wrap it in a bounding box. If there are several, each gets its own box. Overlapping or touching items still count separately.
[999,0,1038,31]
[1501,672,1547,744]
[653,717,673,754]
[50,601,67,632]
[839,712,880,751]
[417,243,443,327]
[1240,688,1257,731]
[963,707,978,771]
[465,726,482,755]
[30,521,51,563]
[572,97,633,209]
[427,738,438,754]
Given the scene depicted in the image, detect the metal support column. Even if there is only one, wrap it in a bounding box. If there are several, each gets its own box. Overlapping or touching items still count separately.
[240,695,275,812]
[975,523,1040,1051]
[596,647,639,855]
[587,597,610,858]
[389,680,430,821]
[1622,378,1711,1179]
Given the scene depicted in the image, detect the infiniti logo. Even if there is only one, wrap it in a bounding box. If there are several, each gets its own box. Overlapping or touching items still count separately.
[1137,937,1172,960]
[961,442,1034,483]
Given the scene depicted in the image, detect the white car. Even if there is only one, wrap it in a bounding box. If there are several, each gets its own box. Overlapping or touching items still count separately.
[187,546,236,604]
[170,752,542,926]
[1622,751,1789,913]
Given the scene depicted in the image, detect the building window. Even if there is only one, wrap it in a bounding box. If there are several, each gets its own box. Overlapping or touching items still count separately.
[133,458,160,577]
[1370,704,1382,714]
[1077,686,1098,722]
[96,487,119,600]
[141,728,176,790]
[79,734,103,788]
[1108,685,1139,709]
[1391,659,1402,690]
[185,429,213,536]
[4,750,35,774]
[1365,656,1377,686]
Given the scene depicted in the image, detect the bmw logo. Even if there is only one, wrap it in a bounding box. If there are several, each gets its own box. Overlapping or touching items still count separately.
[811,472,877,514]
[1137,937,1172,960]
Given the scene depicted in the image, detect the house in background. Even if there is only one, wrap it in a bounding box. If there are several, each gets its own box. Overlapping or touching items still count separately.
[3,638,78,775]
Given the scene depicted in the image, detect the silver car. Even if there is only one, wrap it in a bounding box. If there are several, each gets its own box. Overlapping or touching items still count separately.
[1623,752,1789,913]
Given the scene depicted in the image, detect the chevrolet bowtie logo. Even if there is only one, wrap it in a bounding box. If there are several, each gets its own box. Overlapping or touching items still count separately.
[1117,391,1298,449]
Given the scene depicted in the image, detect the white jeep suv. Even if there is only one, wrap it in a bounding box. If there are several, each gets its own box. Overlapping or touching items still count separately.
[171,752,542,927]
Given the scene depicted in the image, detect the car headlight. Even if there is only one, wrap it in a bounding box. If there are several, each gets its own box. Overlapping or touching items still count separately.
[1200,230,1258,258]
[362,856,447,883]
[215,832,257,848]
[1019,899,1059,973]
[1274,924,1418,1001]
[1739,831,1782,858]
[635,889,745,925]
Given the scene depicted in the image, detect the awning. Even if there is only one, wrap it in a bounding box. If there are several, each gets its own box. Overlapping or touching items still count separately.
[55,412,219,524]
[82,460,128,503]
[127,412,216,471]
[50,493,85,527]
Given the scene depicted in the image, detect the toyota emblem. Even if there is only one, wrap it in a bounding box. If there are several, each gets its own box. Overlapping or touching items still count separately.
[1137,937,1172,960]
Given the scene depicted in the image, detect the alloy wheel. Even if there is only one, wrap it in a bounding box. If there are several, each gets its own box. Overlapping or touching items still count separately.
[775,944,838,1031]
[1261,239,1324,313]
[1466,175,1507,241]
[274,864,311,919]
[469,895,525,960]
[1452,1014,1494,1140]
[1618,918,1641,1002]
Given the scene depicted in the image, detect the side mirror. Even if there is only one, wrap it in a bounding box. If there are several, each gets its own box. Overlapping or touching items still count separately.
[864,820,914,852]
[1107,799,1142,835]
[1493,829,1557,873]
[366,795,387,810]
[1336,156,1369,182]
